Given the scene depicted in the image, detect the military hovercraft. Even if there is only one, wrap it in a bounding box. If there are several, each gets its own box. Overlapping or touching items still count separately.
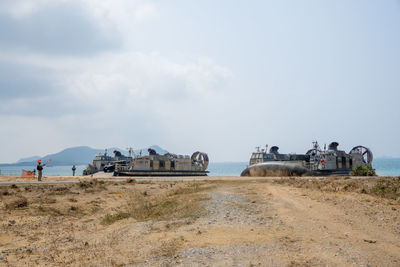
[83,149,133,175]
[241,141,373,177]
[113,149,209,176]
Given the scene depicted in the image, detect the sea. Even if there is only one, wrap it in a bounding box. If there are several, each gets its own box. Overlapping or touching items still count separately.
[0,158,400,177]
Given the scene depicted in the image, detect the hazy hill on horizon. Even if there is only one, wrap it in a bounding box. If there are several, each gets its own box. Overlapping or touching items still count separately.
[3,145,168,166]
[17,155,42,163]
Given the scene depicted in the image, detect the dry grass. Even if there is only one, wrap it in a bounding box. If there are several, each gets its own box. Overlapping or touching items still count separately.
[0,179,214,265]
[4,196,28,210]
[1,177,400,266]
[269,177,400,201]
[169,182,209,195]
[103,212,131,225]
[102,182,210,225]
[130,183,209,221]
[373,179,400,199]
[47,186,71,195]
[77,180,107,193]
[209,179,255,186]
[153,236,185,257]
[37,205,63,216]
[0,181,112,219]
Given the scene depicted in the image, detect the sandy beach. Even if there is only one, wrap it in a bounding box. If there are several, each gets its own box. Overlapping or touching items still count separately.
[0,175,399,266]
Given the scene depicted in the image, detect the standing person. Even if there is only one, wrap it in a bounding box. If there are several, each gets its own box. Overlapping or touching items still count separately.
[36,159,50,181]
[72,165,76,176]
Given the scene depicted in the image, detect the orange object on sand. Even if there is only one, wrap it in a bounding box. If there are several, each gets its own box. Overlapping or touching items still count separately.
[21,169,35,179]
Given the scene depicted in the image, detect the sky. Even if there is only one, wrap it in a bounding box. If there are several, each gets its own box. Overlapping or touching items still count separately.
[0,0,400,163]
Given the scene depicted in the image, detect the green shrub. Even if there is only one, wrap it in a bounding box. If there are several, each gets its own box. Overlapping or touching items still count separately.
[350,165,376,176]
[377,181,386,192]
[102,212,130,225]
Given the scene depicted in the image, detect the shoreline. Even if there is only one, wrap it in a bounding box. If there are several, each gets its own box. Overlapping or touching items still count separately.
[0,173,397,183]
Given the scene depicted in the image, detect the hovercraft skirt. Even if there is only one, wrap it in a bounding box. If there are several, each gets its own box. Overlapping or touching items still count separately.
[114,170,208,177]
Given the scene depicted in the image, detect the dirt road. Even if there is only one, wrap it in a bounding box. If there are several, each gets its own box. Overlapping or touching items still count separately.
[0,176,399,266]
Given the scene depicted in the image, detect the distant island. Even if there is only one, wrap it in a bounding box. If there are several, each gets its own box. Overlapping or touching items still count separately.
[0,145,168,166]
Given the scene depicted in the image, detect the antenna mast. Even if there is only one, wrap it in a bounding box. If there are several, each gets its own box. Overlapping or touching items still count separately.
[126,147,134,157]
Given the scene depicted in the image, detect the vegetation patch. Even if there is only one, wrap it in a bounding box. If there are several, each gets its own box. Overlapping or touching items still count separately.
[45,186,71,196]
[136,181,154,184]
[269,177,400,201]
[1,189,10,196]
[37,205,63,216]
[351,165,376,176]
[153,236,185,257]
[129,190,208,221]
[77,180,107,193]
[78,181,94,189]
[4,196,28,210]
[374,180,400,199]
[102,182,210,225]
[102,212,131,225]
[169,182,212,196]
[39,197,57,204]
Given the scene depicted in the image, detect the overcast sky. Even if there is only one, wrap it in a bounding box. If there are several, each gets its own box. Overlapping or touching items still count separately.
[1,0,399,163]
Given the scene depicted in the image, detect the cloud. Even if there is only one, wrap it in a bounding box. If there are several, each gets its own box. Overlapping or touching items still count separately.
[0,2,121,55]
[0,46,232,161]
[0,0,160,56]
[0,0,160,37]
[0,63,53,99]
[134,3,159,22]
[0,0,57,19]
[0,0,227,117]
[0,50,231,118]
[0,0,235,162]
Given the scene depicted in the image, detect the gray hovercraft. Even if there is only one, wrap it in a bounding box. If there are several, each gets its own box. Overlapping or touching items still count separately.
[114,149,209,176]
[241,141,373,177]
[84,148,209,176]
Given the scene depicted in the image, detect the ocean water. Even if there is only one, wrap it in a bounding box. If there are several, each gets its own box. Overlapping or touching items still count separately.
[0,159,399,177]
[208,162,248,176]
[0,165,88,176]
[372,158,400,176]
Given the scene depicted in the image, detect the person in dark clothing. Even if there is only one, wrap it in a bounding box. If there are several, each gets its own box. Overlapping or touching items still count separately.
[113,150,122,157]
[36,160,49,181]
[148,148,157,155]
[72,165,76,176]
